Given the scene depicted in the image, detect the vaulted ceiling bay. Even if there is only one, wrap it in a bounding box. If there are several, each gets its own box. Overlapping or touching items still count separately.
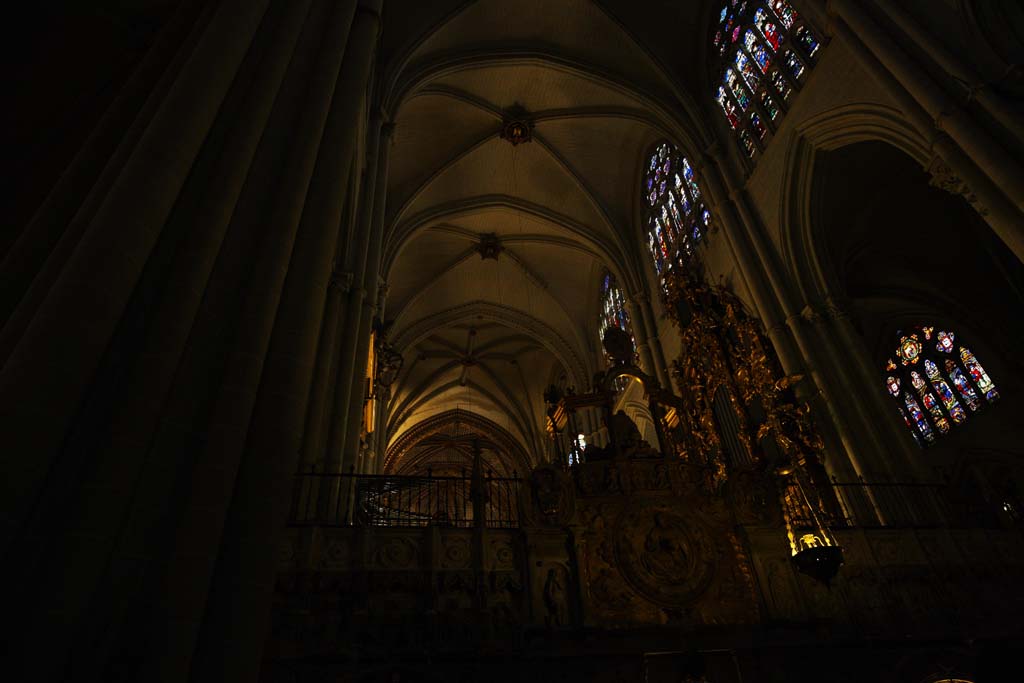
[378,0,713,472]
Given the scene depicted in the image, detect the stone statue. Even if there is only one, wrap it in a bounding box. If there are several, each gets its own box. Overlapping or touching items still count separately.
[543,566,568,626]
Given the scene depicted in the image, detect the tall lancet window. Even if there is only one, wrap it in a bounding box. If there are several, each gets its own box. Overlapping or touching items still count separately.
[883,326,1000,446]
[642,142,712,288]
[598,271,637,392]
[711,0,822,158]
[598,270,635,353]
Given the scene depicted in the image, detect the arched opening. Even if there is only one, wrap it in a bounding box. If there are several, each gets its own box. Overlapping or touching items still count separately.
[810,139,1024,495]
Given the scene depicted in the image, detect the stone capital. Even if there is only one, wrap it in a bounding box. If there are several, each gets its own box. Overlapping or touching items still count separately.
[926,153,986,215]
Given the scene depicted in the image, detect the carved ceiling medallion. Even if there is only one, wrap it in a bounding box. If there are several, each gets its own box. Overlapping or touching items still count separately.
[501,106,534,146]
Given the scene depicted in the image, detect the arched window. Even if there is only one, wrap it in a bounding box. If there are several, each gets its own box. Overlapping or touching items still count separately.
[711,1,822,158]
[884,326,1000,446]
[598,270,635,353]
[599,271,637,391]
[642,142,712,288]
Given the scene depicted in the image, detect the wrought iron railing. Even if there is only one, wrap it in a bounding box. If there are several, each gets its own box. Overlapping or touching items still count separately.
[289,468,522,529]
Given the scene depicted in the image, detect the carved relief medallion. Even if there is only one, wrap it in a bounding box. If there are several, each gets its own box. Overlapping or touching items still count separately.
[614,506,716,606]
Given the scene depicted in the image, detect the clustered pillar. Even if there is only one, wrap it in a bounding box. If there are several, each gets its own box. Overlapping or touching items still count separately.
[1,1,384,681]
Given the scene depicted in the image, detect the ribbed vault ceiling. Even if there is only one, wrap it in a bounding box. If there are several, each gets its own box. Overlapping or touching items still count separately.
[381,0,715,468]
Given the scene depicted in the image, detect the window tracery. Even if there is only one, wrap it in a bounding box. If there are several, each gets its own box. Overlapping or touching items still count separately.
[642,142,712,289]
[883,326,999,446]
[711,0,822,158]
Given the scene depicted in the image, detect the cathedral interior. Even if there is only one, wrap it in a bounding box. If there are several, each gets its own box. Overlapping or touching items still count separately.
[6,1,1024,681]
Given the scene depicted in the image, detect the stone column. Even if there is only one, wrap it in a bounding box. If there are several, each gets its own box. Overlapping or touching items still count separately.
[187,3,380,681]
[0,0,272,548]
[623,295,656,377]
[323,115,390,472]
[0,0,213,347]
[340,119,396,466]
[6,2,342,681]
[823,299,926,479]
[873,0,1024,146]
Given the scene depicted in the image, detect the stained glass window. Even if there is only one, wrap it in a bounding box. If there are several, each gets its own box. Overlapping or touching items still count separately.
[642,142,712,287]
[710,1,820,158]
[882,325,1000,446]
[599,271,637,391]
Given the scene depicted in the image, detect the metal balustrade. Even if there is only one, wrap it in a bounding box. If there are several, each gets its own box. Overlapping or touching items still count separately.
[289,467,521,529]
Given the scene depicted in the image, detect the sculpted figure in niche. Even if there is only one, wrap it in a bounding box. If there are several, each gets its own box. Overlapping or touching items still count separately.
[543,566,568,626]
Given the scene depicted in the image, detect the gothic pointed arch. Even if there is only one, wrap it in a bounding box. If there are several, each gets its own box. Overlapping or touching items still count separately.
[383,408,534,475]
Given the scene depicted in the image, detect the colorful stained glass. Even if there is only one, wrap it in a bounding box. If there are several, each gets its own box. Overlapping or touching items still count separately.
[897,334,922,366]
[598,271,636,370]
[784,50,805,79]
[770,0,798,29]
[925,360,966,423]
[896,405,923,446]
[716,87,741,129]
[725,69,751,111]
[661,205,677,241]
[903,392,936,442]
[655,219,669,260]
[735,51,762,91]
[648,232,662,274]
[668,193,685,226]
[761,91,780,120]
[642,142,712,281]
[936,330,954,353]
[754,10,785,51]
[960,347,999,401]
[883,325,999,446]
[745,31,772,73]
[910,372,950,433]
[770,70,792,100]
[681,158,701,199]
[945,360,982,411]
[713,1,817,159]
[795,25,820,58]
[751,113,767,139]
[739,129,757,157]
